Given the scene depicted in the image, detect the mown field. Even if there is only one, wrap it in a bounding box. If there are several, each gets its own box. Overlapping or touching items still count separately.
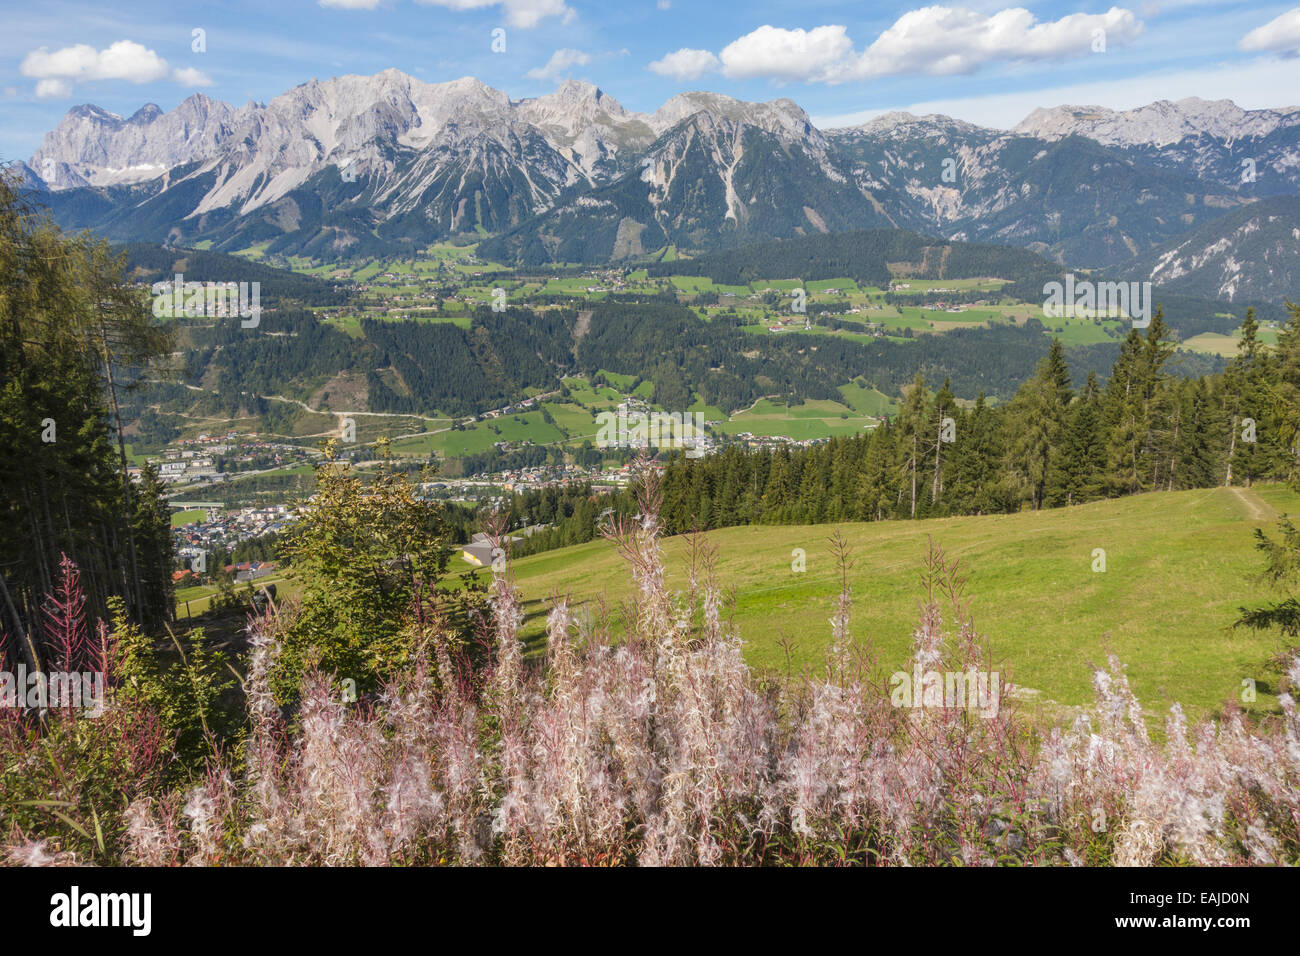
[713,397,883,439]
[503,484,1300,723]
[1182,326,1281,357]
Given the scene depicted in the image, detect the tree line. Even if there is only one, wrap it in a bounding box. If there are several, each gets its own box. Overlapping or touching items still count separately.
[502,305,1296,549]
[0,173,175,664]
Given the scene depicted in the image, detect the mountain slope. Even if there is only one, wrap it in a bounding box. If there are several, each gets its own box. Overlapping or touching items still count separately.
[826,118,1244,267]
[1015,98,1300,147]
[1126,195,1300,303]
[482,105,892,264]
[16,75,1300,288]
[1016,97,1300,197]
[27,73,657,253]
[506,484,1297,716]
[30,95,248,190]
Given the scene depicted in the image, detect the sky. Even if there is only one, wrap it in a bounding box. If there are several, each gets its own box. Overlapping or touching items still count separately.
[3,0,1300,160]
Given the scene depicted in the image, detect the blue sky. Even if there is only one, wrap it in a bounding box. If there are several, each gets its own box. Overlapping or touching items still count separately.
[3,0,1300,160]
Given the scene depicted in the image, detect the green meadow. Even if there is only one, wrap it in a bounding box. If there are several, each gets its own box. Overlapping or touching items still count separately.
[502,484,1299,724]
[715,397,882,440]
[1181,326,1277,357]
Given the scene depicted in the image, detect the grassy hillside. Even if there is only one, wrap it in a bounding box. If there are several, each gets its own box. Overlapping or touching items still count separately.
[505,483,1300,722]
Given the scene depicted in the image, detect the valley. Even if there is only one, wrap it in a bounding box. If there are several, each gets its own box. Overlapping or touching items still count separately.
[118,227,1235,507]
[5,0,1300,875]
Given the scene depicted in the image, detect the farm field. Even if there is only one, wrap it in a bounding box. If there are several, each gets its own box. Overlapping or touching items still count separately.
[1182,326,1279,357]
[1182,332,1244,357]
[714,397,883,439]
[390,410,565,458]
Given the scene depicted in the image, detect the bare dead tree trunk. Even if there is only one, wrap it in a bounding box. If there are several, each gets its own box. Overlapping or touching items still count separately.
[0,570,41,673]
[1167,415,1180,492]
[910,433,917,519]
[1226,414,1237,487]
[98,301,142,618]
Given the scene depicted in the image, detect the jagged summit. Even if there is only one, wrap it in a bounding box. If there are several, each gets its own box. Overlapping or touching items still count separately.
[21,74,1300,279]
[67,103,122,121]
[127,104,163,125]
[33,72,1297,195]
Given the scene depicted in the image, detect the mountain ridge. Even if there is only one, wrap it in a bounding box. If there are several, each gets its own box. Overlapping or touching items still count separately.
[15,72,1300,292]
[33,81,1300,194]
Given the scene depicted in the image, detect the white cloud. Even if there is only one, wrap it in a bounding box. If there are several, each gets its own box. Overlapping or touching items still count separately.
[1240,7,1300,55]
[657,0,671,9]
[21,41,171,84]
[172,67,215,87]
[20,40,217,96]
[526,48,590,80]
[415,0,573,28]
[657,6,1145,86]
[649,48,721,81]
[719,25,855,82]
[34,78,73,99]
[856,6,1143,79]
[507,0,576,28]
[318,0,383,7]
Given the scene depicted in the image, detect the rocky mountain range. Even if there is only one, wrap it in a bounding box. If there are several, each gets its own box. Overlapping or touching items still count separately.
[1014,98,1300,148]
[14,71,1300,300]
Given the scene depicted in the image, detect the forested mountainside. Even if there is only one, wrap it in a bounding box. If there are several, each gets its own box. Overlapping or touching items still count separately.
[508,308,1293,554]
[170,299,1224,423]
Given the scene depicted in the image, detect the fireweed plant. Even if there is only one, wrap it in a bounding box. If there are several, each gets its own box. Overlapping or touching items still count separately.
[2,463,1298,866]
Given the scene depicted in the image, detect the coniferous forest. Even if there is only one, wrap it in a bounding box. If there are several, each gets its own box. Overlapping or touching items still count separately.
[0,176,175,655]
[504,309,1297,549]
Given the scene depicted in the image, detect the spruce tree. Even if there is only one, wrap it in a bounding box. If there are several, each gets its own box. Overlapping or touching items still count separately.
[894,372,929,518]
[1007,338,1073,509]
[1045,372,1105,506]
